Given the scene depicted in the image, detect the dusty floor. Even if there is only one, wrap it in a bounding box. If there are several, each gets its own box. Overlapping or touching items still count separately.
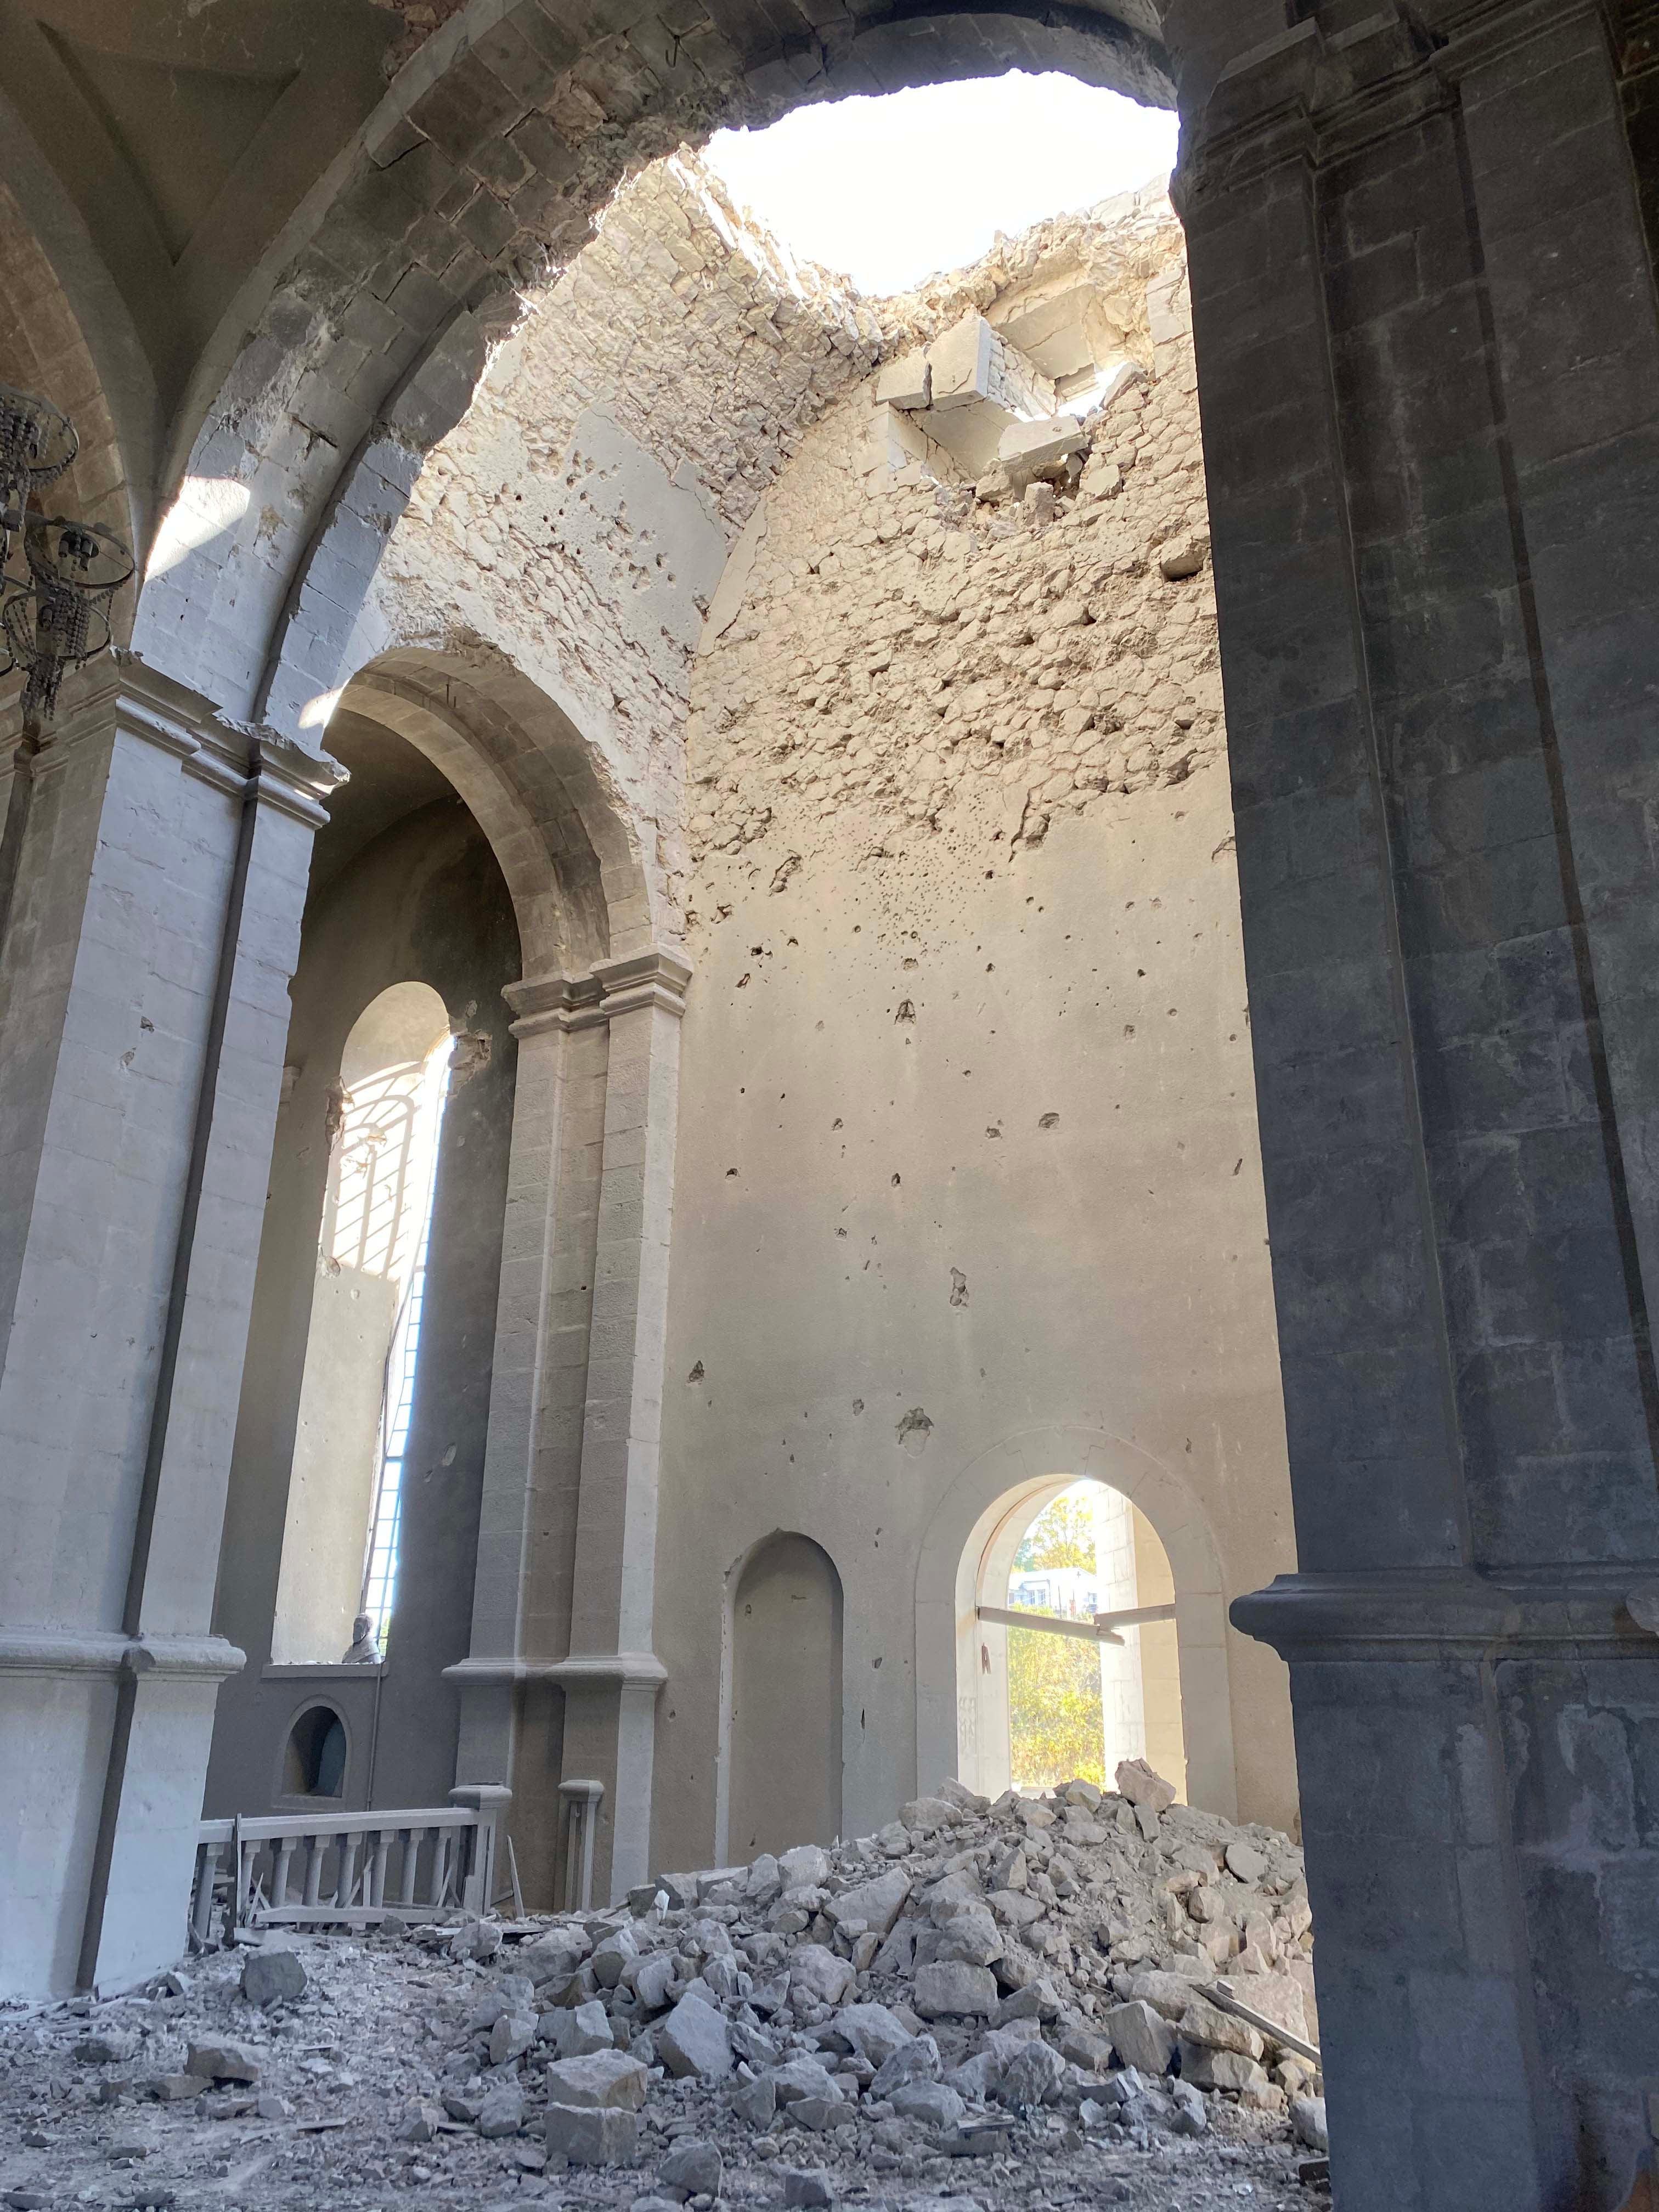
[0,1930,1331,2212]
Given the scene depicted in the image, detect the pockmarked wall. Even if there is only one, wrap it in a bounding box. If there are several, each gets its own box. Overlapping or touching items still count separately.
[206,793,519,1825]
[651,226,1300,1869]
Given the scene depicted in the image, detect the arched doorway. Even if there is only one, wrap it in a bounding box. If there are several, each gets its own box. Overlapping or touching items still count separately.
[723,1533,844,1861]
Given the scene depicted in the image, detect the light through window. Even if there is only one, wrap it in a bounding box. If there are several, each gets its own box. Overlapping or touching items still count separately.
[357,1037,451,1648]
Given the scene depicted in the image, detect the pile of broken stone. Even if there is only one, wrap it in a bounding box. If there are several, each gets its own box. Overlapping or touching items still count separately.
[0,1762,1329,2211]
[460,1758,1328,2190]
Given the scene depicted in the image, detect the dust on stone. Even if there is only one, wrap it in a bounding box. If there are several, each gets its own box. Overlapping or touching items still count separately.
[0,1768,1327,2212]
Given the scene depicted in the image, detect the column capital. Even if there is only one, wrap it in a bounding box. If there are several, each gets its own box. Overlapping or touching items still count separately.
[1233,1564,1659,1661]
[11,651,345,825]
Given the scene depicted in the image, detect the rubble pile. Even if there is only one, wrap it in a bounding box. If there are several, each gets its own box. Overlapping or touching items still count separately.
[0,1767,1329,2211]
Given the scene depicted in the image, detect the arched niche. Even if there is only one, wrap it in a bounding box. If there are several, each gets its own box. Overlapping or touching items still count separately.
[915,1424,1237,1821]
[269,978,452,1666]
[720,1532,845,1862]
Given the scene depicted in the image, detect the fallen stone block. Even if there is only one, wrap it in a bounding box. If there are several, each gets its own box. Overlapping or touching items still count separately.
[657,1991,733,2079]
[143,2075,209,2103]
[554,1999,614,2059]
[543,2049,649,2110]
[658,2137,721,2196]
[240,1949,307,2007]
[185,2041,258,2085]
[76,2033,140,2066]
[732,2070,776,2126]
[783,2172,832,2209]
[1178,1991,1263,2060]
[1291,2092,1329,2151]
[893,2081,964,2127]
[913,1962,998,2018]
[1114,1758,1177,1815]
[544,2102,640,2165]
[827,1869,910,1938]
[788,1943,854,2008]
[1178,2041,1269,2095]
[1103,1998,1177,2075]
[477,2083,526,2137]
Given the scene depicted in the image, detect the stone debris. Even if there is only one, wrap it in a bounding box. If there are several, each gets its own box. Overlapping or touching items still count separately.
[238,1946,307,2007]
[0,1770,1323,2211]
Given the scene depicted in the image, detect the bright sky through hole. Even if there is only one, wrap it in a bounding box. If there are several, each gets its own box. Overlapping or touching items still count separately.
[706,74,1179,296]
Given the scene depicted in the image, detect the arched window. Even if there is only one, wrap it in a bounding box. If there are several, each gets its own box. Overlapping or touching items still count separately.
[270,983,452,1663]
[972,1477,1186,1802]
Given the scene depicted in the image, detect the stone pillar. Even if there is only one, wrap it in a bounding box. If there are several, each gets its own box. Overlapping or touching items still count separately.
[448,949,688,1908]
[1175,5,1659,2204]
[0,654,336,1997]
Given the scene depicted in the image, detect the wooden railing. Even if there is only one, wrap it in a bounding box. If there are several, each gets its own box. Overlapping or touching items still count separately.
[189,1785,510,1941]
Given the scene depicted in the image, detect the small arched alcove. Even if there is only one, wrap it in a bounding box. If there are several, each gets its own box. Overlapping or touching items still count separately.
[269,979,453,1664]
[722,1533,844,1861]
[280,1702,348,1803]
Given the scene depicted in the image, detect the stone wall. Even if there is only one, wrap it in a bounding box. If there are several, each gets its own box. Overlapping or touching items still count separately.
[686,198,1213,921]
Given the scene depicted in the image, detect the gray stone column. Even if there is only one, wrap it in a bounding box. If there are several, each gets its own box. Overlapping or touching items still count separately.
[1174,3,1659,2205]
[0,654,337,1997]
[448,949,689,1907]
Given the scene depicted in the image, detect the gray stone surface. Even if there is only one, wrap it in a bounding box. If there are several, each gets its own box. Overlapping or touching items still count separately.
[656,1992,733,2080]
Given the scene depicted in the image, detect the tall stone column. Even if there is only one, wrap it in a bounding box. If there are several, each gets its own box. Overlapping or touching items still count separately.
[0,654,337,1997]
[449,949,688,1906]
[1175,4,1659,2205]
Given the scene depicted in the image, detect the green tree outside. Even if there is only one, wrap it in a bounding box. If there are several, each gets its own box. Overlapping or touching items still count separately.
[1007,1488,1104,1790]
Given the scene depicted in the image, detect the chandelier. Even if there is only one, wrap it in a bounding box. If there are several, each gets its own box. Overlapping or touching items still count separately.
[0,382,132,723]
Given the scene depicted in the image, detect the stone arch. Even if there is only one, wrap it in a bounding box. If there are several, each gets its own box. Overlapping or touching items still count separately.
[914,1423,1237,1819]
[336,644,651,975]
[128,0,1175,720]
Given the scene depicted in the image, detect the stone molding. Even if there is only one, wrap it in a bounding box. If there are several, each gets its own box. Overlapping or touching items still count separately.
[0,1630,247,1680]
[1232,1564,1659,1661]
[505,948,692,1037]
[443,1651,668,1688]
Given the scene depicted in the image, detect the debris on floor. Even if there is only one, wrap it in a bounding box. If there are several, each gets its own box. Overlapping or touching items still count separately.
[0,1766,1329,2211]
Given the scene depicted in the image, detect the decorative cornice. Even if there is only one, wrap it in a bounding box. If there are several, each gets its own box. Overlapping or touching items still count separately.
[1232,1564,1659,1662]
[0,1629,247,1680]
[505,951,692,1037]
